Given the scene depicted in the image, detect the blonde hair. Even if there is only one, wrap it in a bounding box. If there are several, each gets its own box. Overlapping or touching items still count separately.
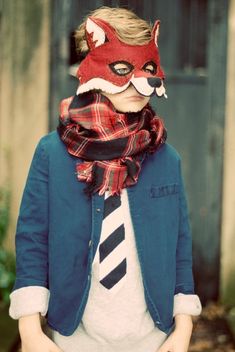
[75,6,152,56]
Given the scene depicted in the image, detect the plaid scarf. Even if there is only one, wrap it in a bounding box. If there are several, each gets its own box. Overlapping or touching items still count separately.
[57,92,167,195]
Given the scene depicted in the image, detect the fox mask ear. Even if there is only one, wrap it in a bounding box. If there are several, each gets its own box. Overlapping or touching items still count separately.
[85,17,106,50]
[85,17,118,51]
[152,20,160,47]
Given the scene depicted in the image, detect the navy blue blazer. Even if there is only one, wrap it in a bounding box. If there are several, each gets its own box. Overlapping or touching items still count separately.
[13,131,194,335]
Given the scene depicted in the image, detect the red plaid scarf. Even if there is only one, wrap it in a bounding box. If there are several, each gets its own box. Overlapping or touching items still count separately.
[57,92,166,195]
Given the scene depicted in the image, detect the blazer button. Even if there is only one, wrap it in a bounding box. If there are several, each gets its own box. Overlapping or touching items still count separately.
[88,240,92,247]
[96,208,101,212]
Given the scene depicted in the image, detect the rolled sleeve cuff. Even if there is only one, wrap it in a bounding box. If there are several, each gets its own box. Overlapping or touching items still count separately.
[173,293,202,317]
[9,286,50,319]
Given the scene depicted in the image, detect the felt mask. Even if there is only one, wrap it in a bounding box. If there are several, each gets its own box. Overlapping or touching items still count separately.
[76,17,167,98]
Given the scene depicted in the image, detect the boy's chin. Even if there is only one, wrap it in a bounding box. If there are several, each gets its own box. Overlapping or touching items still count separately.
[116,103,148,113]
[121,107,146,113]
[125,109,143,113]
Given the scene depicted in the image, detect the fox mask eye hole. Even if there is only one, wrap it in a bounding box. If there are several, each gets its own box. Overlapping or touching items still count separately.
[109,61,134,76]
[142,61,157,75]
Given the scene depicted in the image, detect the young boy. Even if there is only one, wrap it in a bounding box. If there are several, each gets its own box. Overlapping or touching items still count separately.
[9,6,201,352]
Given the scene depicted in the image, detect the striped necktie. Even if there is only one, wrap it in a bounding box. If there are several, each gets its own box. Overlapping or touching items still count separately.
[99,193,127,291]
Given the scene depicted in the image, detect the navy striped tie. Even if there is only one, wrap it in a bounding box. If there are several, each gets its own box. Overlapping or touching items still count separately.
[99,193,127,290]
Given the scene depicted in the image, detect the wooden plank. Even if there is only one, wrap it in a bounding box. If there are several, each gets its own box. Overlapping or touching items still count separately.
[49,0,74,129]
[153,0,182,69]
[220,0,235,307]
[193,0,228,302]
[0,0,50,249]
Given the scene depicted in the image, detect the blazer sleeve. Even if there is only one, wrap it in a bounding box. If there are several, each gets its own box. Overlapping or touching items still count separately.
[175,157,195,294]
[12,137,49,291]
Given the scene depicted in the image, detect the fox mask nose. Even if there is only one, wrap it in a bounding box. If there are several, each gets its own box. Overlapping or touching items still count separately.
[147,77,162,88]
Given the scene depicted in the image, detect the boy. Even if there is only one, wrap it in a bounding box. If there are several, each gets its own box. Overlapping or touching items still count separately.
[9,6,201,352]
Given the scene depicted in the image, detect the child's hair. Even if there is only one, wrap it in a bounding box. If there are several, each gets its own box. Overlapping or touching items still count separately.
[75,6,152,56]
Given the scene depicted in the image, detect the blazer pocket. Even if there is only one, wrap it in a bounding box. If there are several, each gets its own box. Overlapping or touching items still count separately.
[150,183,179,198]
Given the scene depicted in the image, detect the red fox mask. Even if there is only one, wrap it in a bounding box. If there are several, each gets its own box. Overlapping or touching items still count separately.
[76,17,167,98]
